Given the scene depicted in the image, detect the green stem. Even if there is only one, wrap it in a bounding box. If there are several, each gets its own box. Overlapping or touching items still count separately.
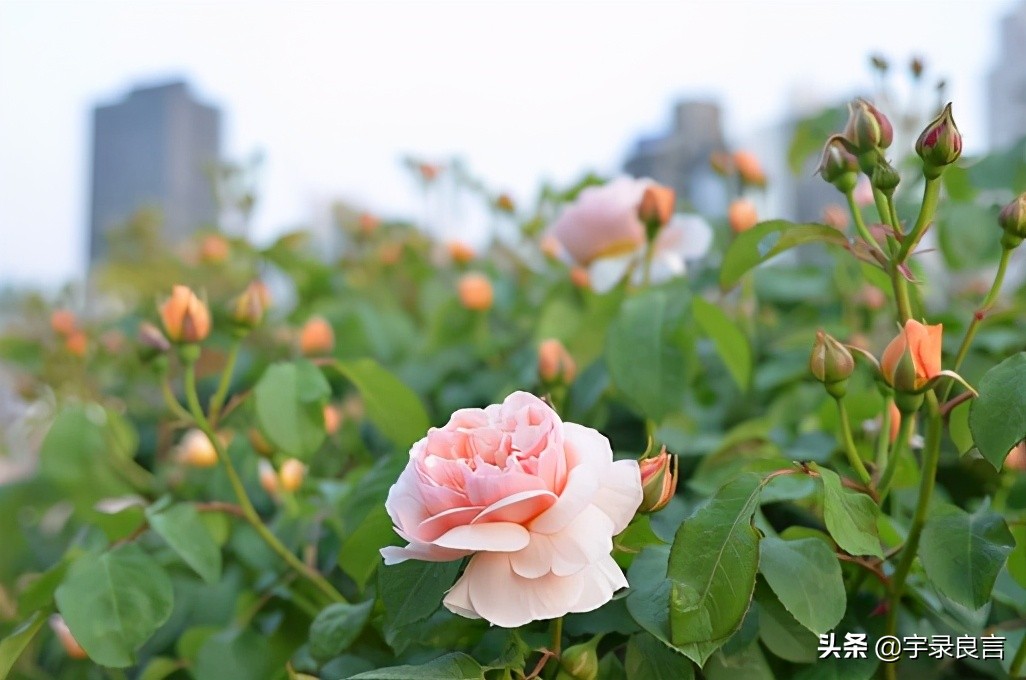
[885,392,942,645]
[875,396,894,470]
[844,189,883,253]
[208,340,241,425]
[161,377,192,422]
[890,265,913,324]
[551,616,564,658]
[835,397,872,485]
[641,242,655,288]
[876,412,914,502]
[896,177,941,262]
[182,360,345,605]
[1011,625,1026,677]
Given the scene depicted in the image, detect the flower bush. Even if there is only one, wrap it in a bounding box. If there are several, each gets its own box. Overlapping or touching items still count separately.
[4,87,1026,680]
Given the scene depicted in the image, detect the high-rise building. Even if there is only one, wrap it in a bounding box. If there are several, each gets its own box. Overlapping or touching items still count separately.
[88,80,221,264]
[988,1,1026,150]
[622,100,729,216]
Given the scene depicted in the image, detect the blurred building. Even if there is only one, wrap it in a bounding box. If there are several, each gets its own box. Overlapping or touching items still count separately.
[622,101,728,215]
[88,80,221,265]
[988,1,1026,149]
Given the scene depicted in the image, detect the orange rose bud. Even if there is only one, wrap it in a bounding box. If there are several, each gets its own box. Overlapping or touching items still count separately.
[880,319,943,393]
[49,615,88,660]
[810,330,855,397]
[176,429,219,468]
[638,183,676,230]
[495,193,515,213]
[248,428,276,457]
[279,458,306,492]
[199,234,230,264]
[639,447,678,513]
[358,212,380,235]
[232,281,270,329]
[323,404,342,435]
[448,241,476,264]
[538,339,577,385]
[418,163,442,182]
[458,273,494,311]
[570,266,591,290]
[728,199,759,233]
[65,330,88,357]
[50,309,77,336]
[733,151,766,187]
[1006,442,1026,472]
[258,459,280,496]
[888,402,902,444]
[160,285,211,344]
[298,316,335,356]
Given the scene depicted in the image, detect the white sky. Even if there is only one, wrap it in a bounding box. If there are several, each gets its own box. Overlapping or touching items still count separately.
[0,0,1018,287]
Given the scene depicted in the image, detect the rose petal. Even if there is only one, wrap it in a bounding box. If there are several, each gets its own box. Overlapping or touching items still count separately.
[472,489,557,525]
[528,461,600,535]
[433,522,530,552]
[415,505,485,542]
[380,541,471,565]
[593,459,644,534]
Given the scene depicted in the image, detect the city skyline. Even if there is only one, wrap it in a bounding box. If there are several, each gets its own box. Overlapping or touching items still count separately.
[0,0,1019,288]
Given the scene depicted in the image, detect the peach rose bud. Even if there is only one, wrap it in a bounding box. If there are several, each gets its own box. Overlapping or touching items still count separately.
[279,458,306,492]
[176,429,219,468]
[538,339,577,385]
[358,212,380,235]
[232,281,270,330]
[199,234,230,264]
[258,459,280,496]
[299,316,335,356]
[448,241,476,264]
[323,404,343,435]
[637,183,676,230]
[733,150,766,187]
[810,330,855,397]
[638,447,678,513]
[728,199,759,234]
[65,330,88,357]
[458,273,494,311]
[50,309,77,336]
[495,193,516,213]
[1006,442,1026,471]
[49,615,88,660]
[880,320,943,392]
[888,402,902,444]
[248,428,276,457]
[160,285,211,344]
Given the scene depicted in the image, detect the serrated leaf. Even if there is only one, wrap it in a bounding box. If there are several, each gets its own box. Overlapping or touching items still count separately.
[816,465,882,558]
[758,537,845,634]
[692,297,751,390]
[54,544,174,668]
[667,474,762,654]
[969,353,1026,470]
[625,632,694,680]
[145,499,222,585]
[920,504,1014,609]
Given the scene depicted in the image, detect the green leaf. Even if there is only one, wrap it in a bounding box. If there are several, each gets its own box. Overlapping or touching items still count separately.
[39,406,135,506]
[139,657,182,680]
[816,465,882,558]
[625,632,694,680]
[54,544,174,668]
[338,506,397,589]
[969,353,1026,470]
[347,652,485,679]
[758,536,845,634]
[692,297,751,390]
[720,220,849,290]
[145,499,222,585]
[0,610,48,679]
[667,474,762,652]
[193,628,272,680]
[754,583,819,663]
[787,105,847,174]
[605,285,689,421]
[1008,524,1026,590]
[379,559,462,648]
[332,358,430,449]
[919,504,1014,609]
[253,360,330,459]
[308,600,374,662]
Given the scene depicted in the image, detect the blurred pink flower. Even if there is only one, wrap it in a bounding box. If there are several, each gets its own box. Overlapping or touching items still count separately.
[381,391,641,628]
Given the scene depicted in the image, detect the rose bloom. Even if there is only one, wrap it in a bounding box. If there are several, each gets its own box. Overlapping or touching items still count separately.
[381,392,642,628]
[880,319,943,390]
[548,177,712,293]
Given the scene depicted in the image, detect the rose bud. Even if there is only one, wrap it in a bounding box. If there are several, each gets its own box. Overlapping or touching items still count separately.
[279,458,306,492]
[871,158,901,196]
[916,103,962,178]
[638,447,678,513]
[880,320,943,394]
[708,151,732,176]
[358,212,380,235]
[733,150,766,187]
[50,309,77,337]
[810,331,855,398]
[418,163,442,182]
[49,615,88,660]
[199,234,230,264]
[258,459,280,496]
[570,266,591,289]
[298,316,335,356]
[910,56,925,79]
[65,330,88,358]
[138,322,171,362]
[728,199,759,234]
[998,192,1026,249]
[538,339,577,385]
[160,285,211,344]
[637,182,676,233]
[495,193,516,213]
[888,402,902,444]
[1006,442,1026,472]
[458,273,494,311]
[448,241,476,264]
[817,136,860,193]
[248,428,276,457]
[323,404,342,435]
[556,637,601,680]
[176,429,220,468]
[232,281,270,330]
[844,99,894,154]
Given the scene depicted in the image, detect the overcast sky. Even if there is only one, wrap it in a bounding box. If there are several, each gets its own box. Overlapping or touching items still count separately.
[0,0,1019,288]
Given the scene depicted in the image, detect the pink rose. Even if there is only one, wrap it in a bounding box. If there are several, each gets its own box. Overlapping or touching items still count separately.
[380,391,642,628]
